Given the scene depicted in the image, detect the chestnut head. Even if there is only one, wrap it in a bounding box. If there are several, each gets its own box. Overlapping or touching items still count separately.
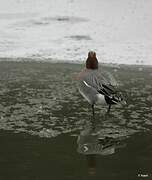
[86,51,98,69]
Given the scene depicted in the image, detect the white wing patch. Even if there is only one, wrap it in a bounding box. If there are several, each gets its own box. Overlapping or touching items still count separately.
[83,80,91,87]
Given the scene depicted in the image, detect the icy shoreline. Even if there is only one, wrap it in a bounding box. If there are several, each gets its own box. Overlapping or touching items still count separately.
[0,57,152,68]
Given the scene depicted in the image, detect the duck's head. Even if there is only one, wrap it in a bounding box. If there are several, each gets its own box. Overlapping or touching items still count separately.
[86,51,98,70]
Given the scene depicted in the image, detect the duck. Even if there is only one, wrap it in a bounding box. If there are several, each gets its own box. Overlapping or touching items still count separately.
[77,51,126,118]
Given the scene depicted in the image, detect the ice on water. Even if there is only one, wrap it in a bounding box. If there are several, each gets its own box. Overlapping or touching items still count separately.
[0,0,152,65]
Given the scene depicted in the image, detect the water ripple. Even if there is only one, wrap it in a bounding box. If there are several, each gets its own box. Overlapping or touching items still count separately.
[0,62,152,139]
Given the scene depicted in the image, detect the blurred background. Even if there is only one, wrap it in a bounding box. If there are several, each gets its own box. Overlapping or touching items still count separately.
[0,0,152,64]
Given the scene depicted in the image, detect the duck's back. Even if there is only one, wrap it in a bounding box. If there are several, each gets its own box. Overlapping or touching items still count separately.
[78,69,108,91]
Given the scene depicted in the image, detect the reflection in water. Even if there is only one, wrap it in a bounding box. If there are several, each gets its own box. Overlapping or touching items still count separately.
[77,121,126,175]
[86,154,96,175]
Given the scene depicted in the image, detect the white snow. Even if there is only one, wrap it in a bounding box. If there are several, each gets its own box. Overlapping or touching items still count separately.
[0,0,152,65]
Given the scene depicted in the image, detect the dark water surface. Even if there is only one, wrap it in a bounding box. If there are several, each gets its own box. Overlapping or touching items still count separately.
[0,61,152,180]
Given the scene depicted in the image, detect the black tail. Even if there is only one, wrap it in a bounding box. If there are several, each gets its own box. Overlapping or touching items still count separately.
[98,84,126,106]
